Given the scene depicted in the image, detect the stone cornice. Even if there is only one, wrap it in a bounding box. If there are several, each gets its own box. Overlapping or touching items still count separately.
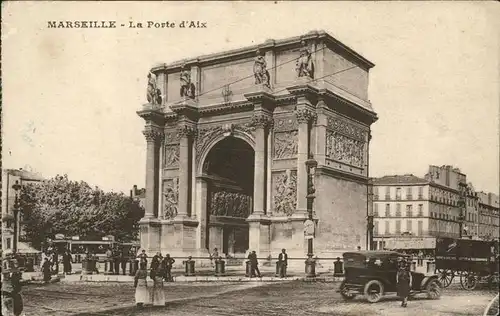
[137,105,165,125]
[170,100,200,121]
[198,100,253,116]
[244,89,276,112]
[286,83,320,105]
[316,165,369,185]
[319,89,378,126]
[150,30,374,74]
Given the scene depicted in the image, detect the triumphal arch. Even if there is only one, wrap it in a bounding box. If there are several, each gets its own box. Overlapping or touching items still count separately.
[138,30,378,262]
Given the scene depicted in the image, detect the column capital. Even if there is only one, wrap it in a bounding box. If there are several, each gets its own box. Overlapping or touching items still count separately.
[251,111,274,129]
[295,107,317,124]
[178,124,197,138]
[143,128,164,143]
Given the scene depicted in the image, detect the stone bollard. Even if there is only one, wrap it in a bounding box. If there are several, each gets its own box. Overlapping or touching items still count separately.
[305,256,316,278]
[245,260,252,277]
[333,257,344,277]
[215,257,226,276]
[183,256,195,276]
[81,259,95,275]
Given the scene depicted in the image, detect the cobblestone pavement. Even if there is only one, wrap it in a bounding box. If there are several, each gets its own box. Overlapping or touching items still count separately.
[22,281,497,316]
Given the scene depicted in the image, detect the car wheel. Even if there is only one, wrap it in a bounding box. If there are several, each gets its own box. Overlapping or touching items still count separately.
[339,280,356,300]
[426,279,441,299]
[364,280,384,303]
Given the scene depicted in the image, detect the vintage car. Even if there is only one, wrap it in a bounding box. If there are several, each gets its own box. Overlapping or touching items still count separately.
[339,251,442,303]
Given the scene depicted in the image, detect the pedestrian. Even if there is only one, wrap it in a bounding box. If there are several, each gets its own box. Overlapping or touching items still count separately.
[120,249,127,275]
[150,252,161,271]
[151,265,166,306]
[396,258,412,307]
[138,249,148,266]
[42,258,52,283]
[162,254,175,282]
[278,248,288,278]
[210,248,219,267]
[248,251,261,278]
[113,248,121,275]
[62,249,72,275]
[134,262,149,308]
[2,257,24,316]
[106,247,114,274]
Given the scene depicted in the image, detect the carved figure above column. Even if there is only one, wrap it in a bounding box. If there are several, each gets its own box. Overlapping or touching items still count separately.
[164,145,180,168]
[273,131,298,159]
[146,72,162,105]
[296,41,314,79]
[295,108,317,124]
[253,49,270,88]
[163,178,179,219]
[178,124,197,138]
[251,112,273,129]
[180,64,196,99]
[143,129,164,143]
[273,169,297,216]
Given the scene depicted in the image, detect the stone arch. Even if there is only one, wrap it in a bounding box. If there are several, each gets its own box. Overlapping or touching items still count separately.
[197,129,255,176]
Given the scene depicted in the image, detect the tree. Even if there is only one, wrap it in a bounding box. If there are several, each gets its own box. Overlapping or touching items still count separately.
[20,174,144,249]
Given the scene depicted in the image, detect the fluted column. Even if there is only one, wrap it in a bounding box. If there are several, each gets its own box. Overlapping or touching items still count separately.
[295,108,316,214]
[251,112,273,216]
[143,128,164,218]
[176,124,197,219]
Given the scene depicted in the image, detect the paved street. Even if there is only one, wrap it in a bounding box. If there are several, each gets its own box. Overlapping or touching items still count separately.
[22,281,497,316]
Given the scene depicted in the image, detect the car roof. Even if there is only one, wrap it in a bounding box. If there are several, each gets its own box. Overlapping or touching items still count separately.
[343,251,408,259]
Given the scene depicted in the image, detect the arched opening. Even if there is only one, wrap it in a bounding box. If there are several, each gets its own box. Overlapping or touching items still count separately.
[202,136,254,257]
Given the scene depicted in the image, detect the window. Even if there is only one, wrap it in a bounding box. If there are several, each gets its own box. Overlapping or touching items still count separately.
[6,238,12,249]
[396,188,402,200]
[373,221,379,235]
[418,187,424,199]
[406,187,413,199]
[407,220,413,232]
[418,204,423,217]
[406,205,413,217]
[385,221,390,234]
[374,204,379,217]
[374,187,379,200]
[396,204,401,217]
[385,204,390,217]
[385,187,391,200]
[418,221,423,236]
[395,220,401,234]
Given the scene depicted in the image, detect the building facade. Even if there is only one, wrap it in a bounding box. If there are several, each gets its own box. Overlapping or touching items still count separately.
[1,168,44,252]
[372,165,499,251]
[137,31,378,260]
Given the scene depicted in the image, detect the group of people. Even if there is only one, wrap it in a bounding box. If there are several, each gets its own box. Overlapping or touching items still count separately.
[247,248,289,278]
[1,256,24,316]
[134,251,176,308]
[105,247,136,275]
[41,248,73,283]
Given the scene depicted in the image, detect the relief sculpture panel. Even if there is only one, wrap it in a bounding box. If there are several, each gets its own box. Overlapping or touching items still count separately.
[273,131,298,159]
[326,131,365,168]
[273,169,297,216]
[210,190,251,218]
[163,178,179,219]
[164,145,180,168]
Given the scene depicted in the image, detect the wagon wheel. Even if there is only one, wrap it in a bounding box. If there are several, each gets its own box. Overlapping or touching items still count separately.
[460,271,477,290]
[436,269,454,288]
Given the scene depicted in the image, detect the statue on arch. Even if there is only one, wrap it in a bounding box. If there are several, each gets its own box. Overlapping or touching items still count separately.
[180,64,196,99]
[296,40,314,79]
[253,49,270,88]
[147,72,162,105]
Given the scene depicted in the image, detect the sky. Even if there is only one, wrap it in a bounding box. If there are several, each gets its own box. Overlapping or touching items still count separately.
[2,2,499,194]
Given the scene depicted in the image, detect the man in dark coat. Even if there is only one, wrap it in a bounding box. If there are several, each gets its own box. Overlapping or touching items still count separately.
[42,258,52,283]
[2,257,24,316]
[62,249,73,275]
[161,254,175,282]
[248,251,261,278]
[138,249,148,266]
[396,259,413,307]
[278,249,288,278]
[113,248,121,275]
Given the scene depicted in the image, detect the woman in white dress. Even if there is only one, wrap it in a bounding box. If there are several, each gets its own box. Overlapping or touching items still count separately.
[134,262,149,307]
[151,266,166,306]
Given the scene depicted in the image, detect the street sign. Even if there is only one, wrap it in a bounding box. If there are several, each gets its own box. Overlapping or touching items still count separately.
[304,219,315,239]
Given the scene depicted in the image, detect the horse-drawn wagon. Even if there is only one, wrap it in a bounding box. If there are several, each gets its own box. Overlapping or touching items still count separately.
[435,237,498,290]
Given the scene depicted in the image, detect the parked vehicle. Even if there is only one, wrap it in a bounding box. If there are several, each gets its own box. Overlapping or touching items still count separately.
[435,237,499,290]
[339,251,441,303]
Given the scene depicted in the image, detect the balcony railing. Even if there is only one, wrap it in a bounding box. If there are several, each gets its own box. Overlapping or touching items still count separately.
[385,195,390,200]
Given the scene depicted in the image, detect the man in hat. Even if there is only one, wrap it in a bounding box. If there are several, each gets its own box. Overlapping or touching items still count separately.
[278,249,288,278]
[396,258,413,307]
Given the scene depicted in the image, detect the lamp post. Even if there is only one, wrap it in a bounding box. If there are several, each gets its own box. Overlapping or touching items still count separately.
[12,180,22,254]
[304,155,317,278]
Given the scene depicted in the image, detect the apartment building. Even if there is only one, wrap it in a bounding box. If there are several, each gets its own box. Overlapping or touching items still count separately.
[371,165,498,251]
